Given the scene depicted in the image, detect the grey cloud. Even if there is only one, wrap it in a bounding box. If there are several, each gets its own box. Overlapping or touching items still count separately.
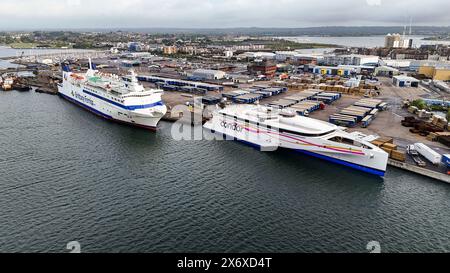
[0,0,448,29]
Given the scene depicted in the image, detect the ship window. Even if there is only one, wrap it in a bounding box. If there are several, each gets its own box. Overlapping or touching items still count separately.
[329,136,354,145]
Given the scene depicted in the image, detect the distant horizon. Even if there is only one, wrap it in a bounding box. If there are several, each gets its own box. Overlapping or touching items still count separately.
[1,0,450,29]
[1,25,450,30]
[1,26,449,38]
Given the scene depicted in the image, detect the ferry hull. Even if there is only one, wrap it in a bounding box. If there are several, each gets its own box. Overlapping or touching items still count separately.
[59,93,159,130]
[58,84,166,130]
[204,116,388,177]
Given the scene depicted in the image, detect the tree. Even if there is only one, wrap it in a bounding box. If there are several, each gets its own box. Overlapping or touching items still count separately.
[411,99,427,110]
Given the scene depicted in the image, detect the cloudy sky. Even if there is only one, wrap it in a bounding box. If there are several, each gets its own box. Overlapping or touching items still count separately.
[0,0,449,29]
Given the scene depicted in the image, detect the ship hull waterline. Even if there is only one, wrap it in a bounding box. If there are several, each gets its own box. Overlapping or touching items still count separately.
[207,129,386,177]
[59,92,159,131]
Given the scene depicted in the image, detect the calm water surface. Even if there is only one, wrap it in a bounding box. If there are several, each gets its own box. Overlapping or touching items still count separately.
[0,91,449,253]
[282,36,450,48]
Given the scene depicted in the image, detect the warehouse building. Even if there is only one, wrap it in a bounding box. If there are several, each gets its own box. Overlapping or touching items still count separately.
[393,75,420,87]
[237,52,275,60]
[323,54,379,66]
[313,66,356,76]
[374,66,400,77]
[274,51,320,65]
[192,69,227,80]
[419,65,450,81]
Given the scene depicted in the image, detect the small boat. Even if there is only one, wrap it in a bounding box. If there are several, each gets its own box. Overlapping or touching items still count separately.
[1,77,14,91]
[13,83,31,92]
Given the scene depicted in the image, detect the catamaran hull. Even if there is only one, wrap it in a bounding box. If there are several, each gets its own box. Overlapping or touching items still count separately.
[204,119,387,177]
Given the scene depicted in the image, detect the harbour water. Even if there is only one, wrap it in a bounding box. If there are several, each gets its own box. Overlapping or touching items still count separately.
[282,35,450,48]
[0,46,97,69]
[1,90,450,253]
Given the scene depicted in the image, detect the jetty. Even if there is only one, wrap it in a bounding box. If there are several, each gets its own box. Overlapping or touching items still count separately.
[388,159,450,183]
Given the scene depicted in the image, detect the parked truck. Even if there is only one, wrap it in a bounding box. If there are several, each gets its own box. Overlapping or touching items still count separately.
[414,143,442,165]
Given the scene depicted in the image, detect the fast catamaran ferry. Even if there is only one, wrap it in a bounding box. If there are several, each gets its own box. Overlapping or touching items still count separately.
[204,105,389,176]
[57,60,167,130]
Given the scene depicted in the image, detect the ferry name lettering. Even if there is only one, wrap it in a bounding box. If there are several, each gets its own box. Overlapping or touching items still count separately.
[73,92,94,106]
[221,120,243,132]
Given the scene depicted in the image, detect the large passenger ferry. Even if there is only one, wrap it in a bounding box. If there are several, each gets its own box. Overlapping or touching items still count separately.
[57,60,167,130]
[204,105,389,176]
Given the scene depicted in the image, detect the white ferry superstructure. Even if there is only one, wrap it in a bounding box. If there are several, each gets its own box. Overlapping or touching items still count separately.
[204,105,389,176]
[57,61,167,130]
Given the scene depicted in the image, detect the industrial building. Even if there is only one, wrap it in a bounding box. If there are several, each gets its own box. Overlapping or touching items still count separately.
[419,65,450,81]
[248,61,277,78]
[191,69,227,80]
[323,54,379,66]
[313,66,356,76]
[374,66,400,77]
[385,33,413,49]
[163,46,178,55]
[275,51,320,65]
[238,52,275,60]
[393,75,420,87]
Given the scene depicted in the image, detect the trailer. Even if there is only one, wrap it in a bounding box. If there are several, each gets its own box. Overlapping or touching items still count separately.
[346,106,372,114]
[222,90,248,99]
[312,95,334,104]
[442,154,450,168]
[268,99,297,109]
[369,108,379,117]
[329,114,357,127]
[291,103,317,115]
[319,92,341,100]
[354,102,377,109]
[361,115,374,128]
[284,95,307,103]
[377,102,388,111]
[264,87,286,95]
[407,145,427,167]
[202,96,221,105]
[301,90,321,99]
[414,143,442,165]
[233,93,263,104]
[340,110,366,121]
[254,91,273,98]
[286,107,309,116]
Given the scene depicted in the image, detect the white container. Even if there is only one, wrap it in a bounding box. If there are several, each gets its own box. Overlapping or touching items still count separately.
[414,143,442,165]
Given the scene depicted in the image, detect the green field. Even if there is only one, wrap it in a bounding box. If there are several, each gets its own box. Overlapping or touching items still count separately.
[9,43,39,49]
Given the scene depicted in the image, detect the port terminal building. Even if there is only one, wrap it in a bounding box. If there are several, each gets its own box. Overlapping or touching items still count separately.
[323,54,380,66]
[191,69,227,80]
[392,75,420,87]
[312,65,375,76]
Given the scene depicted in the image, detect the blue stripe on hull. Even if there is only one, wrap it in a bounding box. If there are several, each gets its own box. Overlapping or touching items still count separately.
[59,92,157,131]
[210,130,385,177]
[294,149,386,177]
[82,90,163,110]
[60,92,113,119]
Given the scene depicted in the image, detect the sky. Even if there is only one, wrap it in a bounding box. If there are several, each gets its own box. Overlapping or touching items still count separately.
[0,0,449,29]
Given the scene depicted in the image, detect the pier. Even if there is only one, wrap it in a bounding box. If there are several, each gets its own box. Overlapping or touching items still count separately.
[388,159,450,183]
